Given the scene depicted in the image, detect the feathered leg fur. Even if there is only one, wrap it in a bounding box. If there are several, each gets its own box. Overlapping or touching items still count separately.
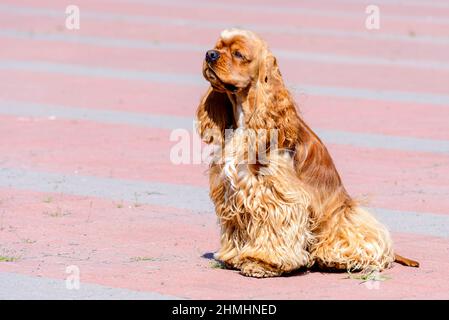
[209,133,312,277]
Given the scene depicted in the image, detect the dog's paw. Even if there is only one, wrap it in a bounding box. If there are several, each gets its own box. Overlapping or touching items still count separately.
[239,261,281,278]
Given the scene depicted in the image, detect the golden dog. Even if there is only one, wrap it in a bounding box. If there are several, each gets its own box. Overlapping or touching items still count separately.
[197,29,419,277]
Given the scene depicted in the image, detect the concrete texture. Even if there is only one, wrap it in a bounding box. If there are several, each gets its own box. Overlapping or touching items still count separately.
[0,0,448,299]
[0,272,178,300]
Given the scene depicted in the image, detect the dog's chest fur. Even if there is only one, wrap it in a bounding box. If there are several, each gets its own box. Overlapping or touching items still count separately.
[214,114,295,200]
[209,115,311,249]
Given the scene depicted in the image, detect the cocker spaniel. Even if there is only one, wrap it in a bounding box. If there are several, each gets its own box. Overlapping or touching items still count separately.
[197,29,419,278]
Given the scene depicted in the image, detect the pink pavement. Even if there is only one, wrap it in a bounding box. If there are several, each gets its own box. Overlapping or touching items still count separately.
[1,0,449,299]
[2,4,449,61]
[2,37,449,95]
[2,71,449,140]
[4,0,449,37]
[1,115,448,215]
[0,188,448,299]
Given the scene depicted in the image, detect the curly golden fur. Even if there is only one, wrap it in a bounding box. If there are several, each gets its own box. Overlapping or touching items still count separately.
[197,29,419,277]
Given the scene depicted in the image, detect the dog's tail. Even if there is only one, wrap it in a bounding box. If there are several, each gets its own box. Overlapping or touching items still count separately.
[394,253,419,267]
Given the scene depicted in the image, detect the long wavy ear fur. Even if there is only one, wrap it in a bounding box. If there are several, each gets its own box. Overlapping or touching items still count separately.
[196,87,233,144]
[258,50,282,86]
[253,48,301,150]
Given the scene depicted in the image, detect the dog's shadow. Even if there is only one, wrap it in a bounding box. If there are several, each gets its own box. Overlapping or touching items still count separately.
[202,252,215,260]
[201,252,348,277]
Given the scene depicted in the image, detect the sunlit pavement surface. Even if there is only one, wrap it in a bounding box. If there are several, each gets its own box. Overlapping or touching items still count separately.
[0,0,449,299]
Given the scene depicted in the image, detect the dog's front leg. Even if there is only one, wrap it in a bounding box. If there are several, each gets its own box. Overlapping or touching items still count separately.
[210,150,312,277]
[237,200,312,278]
[213,222,244,270]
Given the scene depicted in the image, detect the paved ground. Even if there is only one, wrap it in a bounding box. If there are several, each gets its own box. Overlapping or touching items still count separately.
[1,0,449,299]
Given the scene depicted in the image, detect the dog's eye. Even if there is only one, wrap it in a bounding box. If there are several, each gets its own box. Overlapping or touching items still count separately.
[232,51,244,59]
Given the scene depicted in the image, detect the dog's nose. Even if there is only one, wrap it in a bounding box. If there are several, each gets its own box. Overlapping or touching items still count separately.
[205,50,220,63]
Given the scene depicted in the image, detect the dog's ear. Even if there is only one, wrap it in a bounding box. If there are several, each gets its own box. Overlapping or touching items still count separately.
[254,48,285,112]
[258,49,282,88]
[196,87,233,144]
[253,48,300,150]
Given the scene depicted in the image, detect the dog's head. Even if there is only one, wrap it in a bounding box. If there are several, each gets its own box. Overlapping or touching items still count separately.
[202,28,280,94]
[198,29,292,147]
